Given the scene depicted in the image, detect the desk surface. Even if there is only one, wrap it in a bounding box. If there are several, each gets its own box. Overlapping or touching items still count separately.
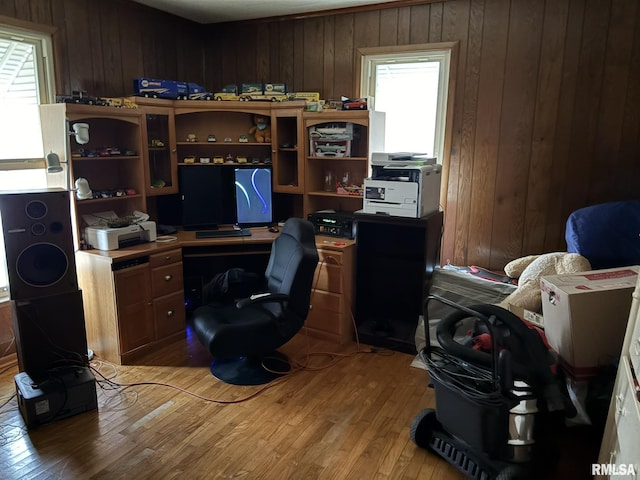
[77,227,355,263]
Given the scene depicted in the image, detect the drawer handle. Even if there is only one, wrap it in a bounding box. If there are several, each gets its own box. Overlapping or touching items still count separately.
[164,275,173,281]
[165,255,172,261]
[166,310,174,317]
[615,393,626,416]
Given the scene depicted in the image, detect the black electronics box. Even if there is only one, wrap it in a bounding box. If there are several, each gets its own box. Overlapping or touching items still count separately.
[308,211,357,239]
[15,367,98,429]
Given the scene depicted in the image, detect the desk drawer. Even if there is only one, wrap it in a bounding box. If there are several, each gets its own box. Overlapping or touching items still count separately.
[609,357,640,468]
[310,289,341,314]
[151,262,184,298]
[306,305,342,334]
[314,263,343,294]
[150,248,182,268]
[318,249,344,267]
[154,291,186,338]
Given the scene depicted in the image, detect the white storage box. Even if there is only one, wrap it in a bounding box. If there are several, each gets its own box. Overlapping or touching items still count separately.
[541,266,639,379]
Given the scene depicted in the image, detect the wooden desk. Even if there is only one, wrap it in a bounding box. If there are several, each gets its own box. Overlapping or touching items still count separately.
[75,228,355,364]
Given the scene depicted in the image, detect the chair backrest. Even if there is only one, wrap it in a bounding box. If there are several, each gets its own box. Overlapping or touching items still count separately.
[565,200,640,270]
[264,218,319,320]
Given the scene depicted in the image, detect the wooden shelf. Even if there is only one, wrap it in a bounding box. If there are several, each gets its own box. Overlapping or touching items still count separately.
[75,194,145,205]
[71,155,140,161]
[308,156,367,161]
[176,142,269,147]
[307,191,363,199]
[303,110,384,217]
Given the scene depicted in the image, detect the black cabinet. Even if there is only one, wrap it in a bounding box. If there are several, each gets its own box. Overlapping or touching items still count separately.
[354,211,443,353]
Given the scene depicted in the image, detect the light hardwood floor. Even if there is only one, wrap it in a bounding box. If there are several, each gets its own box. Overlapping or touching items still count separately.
[0,328,597,479]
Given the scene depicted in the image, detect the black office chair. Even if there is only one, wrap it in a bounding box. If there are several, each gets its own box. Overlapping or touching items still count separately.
[192,218,319,385]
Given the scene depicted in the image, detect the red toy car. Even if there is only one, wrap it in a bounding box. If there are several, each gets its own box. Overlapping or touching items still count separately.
[342,98,367,110]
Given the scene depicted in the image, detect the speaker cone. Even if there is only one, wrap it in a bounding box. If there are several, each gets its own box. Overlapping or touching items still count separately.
[25,200,48,220]
[16,243,69,287]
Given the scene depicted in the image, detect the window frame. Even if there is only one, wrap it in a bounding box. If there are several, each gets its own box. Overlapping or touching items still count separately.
[357,42,456,165]
[0,17,56,300]
[0,16,56,171]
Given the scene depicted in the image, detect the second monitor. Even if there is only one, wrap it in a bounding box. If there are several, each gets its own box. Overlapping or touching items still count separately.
[179,165,273,230]
[234,166,273,227]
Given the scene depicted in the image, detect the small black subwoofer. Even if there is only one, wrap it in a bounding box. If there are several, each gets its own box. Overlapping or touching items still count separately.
[0,189,78,301]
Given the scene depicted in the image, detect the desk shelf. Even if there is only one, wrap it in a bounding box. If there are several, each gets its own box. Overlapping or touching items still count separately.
[303,110,384,217]
[40,103,147,247]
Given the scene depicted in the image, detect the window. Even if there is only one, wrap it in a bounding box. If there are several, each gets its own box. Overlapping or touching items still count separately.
[0,22,55,299]
[359,44,455,163]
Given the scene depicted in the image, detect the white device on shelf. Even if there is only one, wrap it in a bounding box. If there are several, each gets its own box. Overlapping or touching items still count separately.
[363,161,442,218]
[85,221,157,250]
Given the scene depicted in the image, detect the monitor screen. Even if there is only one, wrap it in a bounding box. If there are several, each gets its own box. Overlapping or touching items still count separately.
[234,167,273,227]
[179,165,235,230]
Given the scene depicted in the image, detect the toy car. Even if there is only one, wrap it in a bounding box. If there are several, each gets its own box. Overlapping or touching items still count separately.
[239,135,249,143]
[207,134,216,142]
[316,143,347,157]
[342,98,367,110]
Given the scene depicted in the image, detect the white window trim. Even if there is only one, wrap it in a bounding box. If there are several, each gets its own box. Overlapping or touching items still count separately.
[0,15,56,105]
[0,17,56,301]
[357,43,456,166]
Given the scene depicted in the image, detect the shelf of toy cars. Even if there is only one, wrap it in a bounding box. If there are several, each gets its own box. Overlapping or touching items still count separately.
[74,193,145,204]
[71,155,141,161]
[307,156,367,161]
[307,190,363,198]
[177,162,272,166]
[176,142,268,146]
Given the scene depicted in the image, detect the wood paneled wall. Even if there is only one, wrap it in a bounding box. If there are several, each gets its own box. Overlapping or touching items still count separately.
[0,0,205,98]
[2,0,639,270]
[205,0,640,270]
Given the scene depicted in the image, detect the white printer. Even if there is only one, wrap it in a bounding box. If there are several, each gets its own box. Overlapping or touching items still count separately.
[363,153,441,218]
[85,221,157,251]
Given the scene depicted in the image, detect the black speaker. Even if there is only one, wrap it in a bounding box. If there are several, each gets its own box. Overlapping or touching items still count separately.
[0,189,78,301]
[12,290,89,383]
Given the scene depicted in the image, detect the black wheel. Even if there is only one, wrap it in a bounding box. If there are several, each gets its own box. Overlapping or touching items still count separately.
[495,464,532,480]
[409,408,439,449]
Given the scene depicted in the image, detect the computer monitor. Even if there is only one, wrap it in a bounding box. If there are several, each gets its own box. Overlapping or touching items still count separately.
[179,165,234,230]
[234,167,273,227]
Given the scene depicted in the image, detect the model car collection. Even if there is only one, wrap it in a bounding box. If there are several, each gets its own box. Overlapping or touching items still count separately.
[58,78,363,111]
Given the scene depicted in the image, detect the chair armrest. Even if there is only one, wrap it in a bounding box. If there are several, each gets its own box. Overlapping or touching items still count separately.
[235,292,290,309]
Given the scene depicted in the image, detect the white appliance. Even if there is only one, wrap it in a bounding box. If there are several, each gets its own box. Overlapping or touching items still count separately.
[85,221,157,251]
[363,160,442,218]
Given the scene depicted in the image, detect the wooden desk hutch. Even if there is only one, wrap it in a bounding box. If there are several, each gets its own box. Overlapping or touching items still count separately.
[40,100,380,364]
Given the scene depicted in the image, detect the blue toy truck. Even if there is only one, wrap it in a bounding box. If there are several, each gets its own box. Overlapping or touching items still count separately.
[133,78,212,100]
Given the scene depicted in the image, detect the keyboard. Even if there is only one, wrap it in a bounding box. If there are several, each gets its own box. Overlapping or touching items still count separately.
[195,229,252,239]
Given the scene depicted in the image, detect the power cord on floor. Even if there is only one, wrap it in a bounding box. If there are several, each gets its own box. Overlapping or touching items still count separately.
[84,253,395,407]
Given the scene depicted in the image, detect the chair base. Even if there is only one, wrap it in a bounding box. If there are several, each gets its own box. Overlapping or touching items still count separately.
[210,351,291,385]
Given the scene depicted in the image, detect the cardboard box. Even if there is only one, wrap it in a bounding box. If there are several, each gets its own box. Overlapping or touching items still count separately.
[541,266,639,379]
[507,304,544,329]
